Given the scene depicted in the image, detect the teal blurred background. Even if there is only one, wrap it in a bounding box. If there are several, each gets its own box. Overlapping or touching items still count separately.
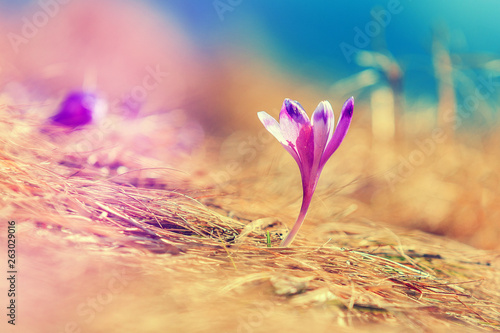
[153,1,500,107]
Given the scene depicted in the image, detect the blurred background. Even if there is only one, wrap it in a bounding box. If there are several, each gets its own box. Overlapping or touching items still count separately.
[1,0,499,248]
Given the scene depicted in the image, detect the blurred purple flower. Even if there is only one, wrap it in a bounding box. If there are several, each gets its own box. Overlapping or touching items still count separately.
[51,91,106,127]
[258,97,354,247]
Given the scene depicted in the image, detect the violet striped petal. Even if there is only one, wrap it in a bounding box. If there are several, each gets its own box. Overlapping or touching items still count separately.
[320,97,354,167]
[279,99,310,145]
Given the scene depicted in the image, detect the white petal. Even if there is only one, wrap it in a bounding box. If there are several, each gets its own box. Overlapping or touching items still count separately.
[257,111,286,145]
[311,100,334,151]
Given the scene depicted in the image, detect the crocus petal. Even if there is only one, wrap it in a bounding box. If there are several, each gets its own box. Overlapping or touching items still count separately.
[51,91,97,127]
[258,110,302,167]
[257,111,286,144]
[281,99,309,124]
[311,101,334,170]
[320,97,354,166]
[279,99,310,145]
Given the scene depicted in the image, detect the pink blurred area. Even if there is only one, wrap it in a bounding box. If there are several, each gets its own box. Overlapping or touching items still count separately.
[0,0,206,114]
[0,0,328,137]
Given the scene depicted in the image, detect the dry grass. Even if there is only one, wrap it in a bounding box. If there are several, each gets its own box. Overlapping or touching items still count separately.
[1,103,500,333]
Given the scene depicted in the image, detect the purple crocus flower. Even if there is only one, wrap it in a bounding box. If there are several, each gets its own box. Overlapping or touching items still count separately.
[51,91,106,127]
[258,97,354,247]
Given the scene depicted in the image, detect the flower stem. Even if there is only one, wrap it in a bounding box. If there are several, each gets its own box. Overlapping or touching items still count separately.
[280,189,314,247]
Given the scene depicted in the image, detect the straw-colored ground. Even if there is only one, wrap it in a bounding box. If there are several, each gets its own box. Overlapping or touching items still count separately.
[1,100,499,333]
